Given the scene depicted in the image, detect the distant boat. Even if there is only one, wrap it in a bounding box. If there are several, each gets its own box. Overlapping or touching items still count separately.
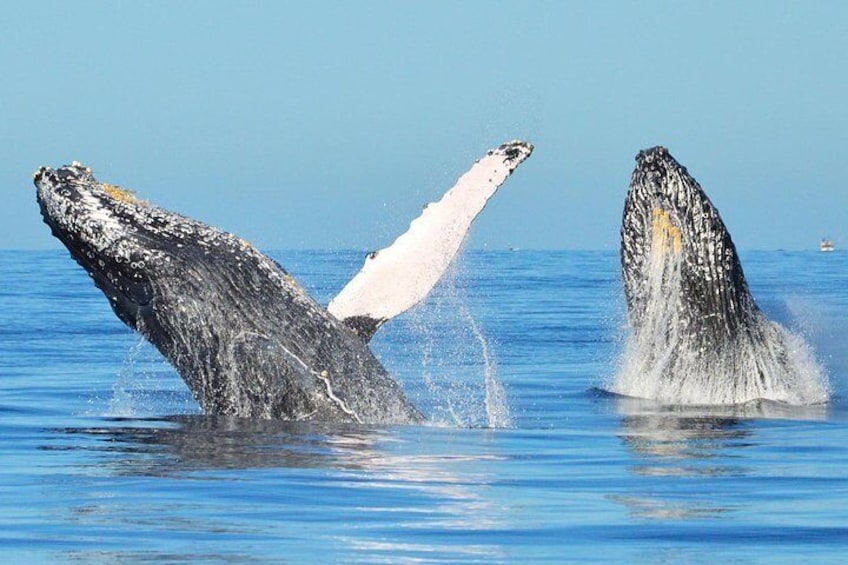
[820,239,835,252]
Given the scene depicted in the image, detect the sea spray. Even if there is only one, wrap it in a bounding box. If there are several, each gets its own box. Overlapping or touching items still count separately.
[107,332,152,417]
[460,305,511,428]
[102,322,201,418]
[386,260,512,428]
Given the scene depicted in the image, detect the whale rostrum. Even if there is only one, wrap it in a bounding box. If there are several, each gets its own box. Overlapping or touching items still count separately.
[35,142,533,423]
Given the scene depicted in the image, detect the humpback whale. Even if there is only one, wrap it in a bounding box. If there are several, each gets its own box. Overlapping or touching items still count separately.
[35,141,533,424]
[616,146,829,405]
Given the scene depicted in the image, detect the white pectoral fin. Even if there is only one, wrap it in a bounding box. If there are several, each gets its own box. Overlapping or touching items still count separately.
[327,140,534,341]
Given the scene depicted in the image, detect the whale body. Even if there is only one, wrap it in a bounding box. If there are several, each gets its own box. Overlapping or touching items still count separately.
[616,146,829,405]
[35,141,533,423]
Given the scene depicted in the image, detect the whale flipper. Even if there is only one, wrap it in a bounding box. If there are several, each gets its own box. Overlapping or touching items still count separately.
[328,140,534,340]
[616,146,829,405]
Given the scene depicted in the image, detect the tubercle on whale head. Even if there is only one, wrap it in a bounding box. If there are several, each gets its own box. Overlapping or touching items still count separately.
[33,161,145,238]
[631,146,694,203]
[622,146,709,259]
[34,162,131,261]
[635,145,672,165]
[634,146,691,174]
[33,162,168,330]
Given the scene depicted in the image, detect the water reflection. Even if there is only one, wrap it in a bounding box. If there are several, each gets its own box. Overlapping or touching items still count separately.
[610,395,828,520]
[51,415,389,475]
[46,416,509,563]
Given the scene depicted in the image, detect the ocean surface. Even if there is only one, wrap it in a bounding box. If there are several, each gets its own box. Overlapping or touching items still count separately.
[2,249,848,563]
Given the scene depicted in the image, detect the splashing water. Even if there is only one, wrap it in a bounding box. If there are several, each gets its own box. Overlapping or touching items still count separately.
[612,241,830,405]
[460,305,511,428]
[107,333,152,417]
[393,263,511,428]
[99,325,200,418]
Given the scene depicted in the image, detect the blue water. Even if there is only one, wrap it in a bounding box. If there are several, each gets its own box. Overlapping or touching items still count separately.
[2,249,848,563]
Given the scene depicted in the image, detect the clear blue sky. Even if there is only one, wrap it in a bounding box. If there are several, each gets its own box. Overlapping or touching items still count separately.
[2,1,846,250]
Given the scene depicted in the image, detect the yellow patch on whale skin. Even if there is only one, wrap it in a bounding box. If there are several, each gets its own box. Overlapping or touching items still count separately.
[651,208,682,254]
[284,272,306,294]
[102,183,145,206]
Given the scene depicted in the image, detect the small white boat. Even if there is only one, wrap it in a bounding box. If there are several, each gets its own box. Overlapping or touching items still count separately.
[820,239,835,252]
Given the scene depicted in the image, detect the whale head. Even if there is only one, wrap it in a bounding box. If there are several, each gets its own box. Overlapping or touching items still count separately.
[34,162,167,329]
[33,163,270,332]
[620,146,758,342]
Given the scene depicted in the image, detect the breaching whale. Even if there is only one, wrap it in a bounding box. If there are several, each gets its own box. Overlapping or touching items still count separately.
[615,146,829,405]
[35,141,533,424]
